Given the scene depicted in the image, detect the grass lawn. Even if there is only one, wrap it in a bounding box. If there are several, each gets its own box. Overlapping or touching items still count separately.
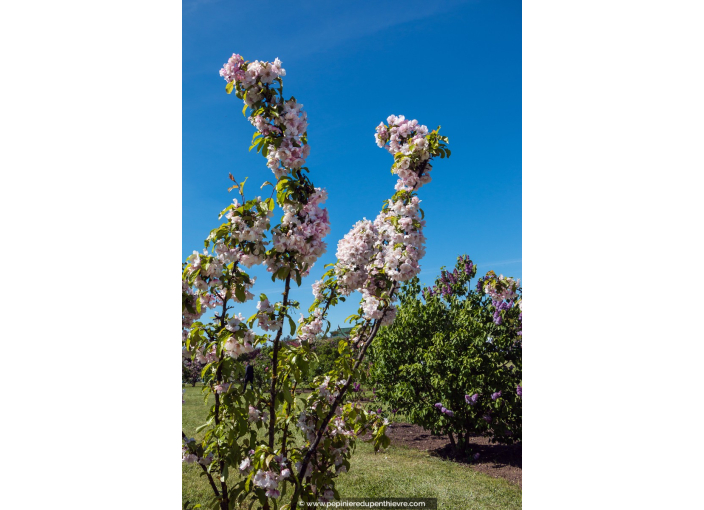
[182,384,521,510]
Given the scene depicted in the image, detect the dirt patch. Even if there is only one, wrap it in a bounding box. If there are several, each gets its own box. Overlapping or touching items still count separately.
[385,422,522,487]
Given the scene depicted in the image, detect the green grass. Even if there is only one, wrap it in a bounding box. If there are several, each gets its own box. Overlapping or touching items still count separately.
[182,385,521,510]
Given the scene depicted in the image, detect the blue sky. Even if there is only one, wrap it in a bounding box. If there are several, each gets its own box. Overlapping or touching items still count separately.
[183,0,521,335]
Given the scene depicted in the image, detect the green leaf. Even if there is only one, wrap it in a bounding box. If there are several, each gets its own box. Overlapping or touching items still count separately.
[225,81,234,94]
[235,286,246,302]
[288,316,297,336]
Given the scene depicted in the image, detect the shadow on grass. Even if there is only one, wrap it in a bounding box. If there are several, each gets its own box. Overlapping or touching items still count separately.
[429,440,522,470]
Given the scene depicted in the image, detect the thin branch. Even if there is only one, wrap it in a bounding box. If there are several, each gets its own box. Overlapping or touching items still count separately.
[183,431,220,497]
[291,292,395,505]
[268,272,292,449]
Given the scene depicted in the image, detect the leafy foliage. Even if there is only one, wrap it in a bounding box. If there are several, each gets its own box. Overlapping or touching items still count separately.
[368,255,522,451]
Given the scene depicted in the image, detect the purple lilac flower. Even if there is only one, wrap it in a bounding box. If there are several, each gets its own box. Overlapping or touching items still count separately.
[352,383,361,392]
[472,453,480,461]
[440,407,447,414]
[465,394,479,406]
[434,403,443,409]
[482,413,492,423]
[392,409,398,414]
[493,311,503,325]
[377,408,383,414]
[516,385,522,397]
[491,391,502,401]
[444,410,454,417]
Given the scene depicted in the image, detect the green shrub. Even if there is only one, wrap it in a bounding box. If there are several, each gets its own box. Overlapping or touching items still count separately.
[368,255,522,452]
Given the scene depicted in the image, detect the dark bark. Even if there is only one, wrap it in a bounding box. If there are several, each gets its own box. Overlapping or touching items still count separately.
[269,272,292,449]
[290,311,389,508]
[183,431,220,499]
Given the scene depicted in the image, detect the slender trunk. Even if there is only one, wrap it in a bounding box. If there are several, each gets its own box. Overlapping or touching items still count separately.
[448,431,456,449]
[269,273,292,449]
[290,310,389,508]
[281,381,297,459]
[215,296,229,509]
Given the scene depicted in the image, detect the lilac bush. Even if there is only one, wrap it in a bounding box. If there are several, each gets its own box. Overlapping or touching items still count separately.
[368,256,522,454]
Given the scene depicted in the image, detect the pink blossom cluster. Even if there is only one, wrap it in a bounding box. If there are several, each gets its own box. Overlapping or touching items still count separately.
[317,376,339,404]
[195,344,219,365]
[297,410,317,442]
[219,53,246,84]
[225,313,245,332]
[251,453,291,500]
[213,383,231,394]
[375,115,433,191]
[249,114,281,137]
[198,291,223,311]
[182,280,204,334]
[225,198,273,267]
[268,188,330,270]
[186,250,211,292]
[298,308,324,343]
[360,289,397,326]
[328,415,355,439]
[213,240,241,265]
[219,54,286,88]
[239,456,252,474]
[328,193,425,324]
[311,279,325,300]
[223,332,254,358]
[316,116,432,327]
[266,137,311,180]
[183,250,232,318]
[483,273,521,301]
[181,437,213,466]
[253,469,282,499]
[218,55,310,179]
[371,195,426,283]
[264,99,310,178]
[248,405,268,423]
[255,298,283,332]
[334,219,377,295]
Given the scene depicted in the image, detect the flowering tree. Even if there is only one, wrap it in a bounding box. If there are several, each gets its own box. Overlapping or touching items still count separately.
[182,53,450,510]
[367,256,522,454]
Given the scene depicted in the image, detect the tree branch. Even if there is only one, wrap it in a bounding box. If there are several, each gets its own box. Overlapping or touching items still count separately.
[268,272,292,449]
[291,293,395,506]
[183,431,220,498]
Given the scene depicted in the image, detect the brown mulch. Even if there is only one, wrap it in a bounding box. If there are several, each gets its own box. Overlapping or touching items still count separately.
[384,422,522,487]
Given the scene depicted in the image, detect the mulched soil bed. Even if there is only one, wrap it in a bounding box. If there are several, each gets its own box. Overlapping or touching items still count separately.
[385,422,522,487]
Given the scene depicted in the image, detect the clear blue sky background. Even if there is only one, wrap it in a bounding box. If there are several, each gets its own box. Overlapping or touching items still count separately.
[183,0,521,336]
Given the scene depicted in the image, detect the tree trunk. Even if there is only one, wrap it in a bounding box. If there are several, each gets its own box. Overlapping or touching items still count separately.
[448,431,456,449]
